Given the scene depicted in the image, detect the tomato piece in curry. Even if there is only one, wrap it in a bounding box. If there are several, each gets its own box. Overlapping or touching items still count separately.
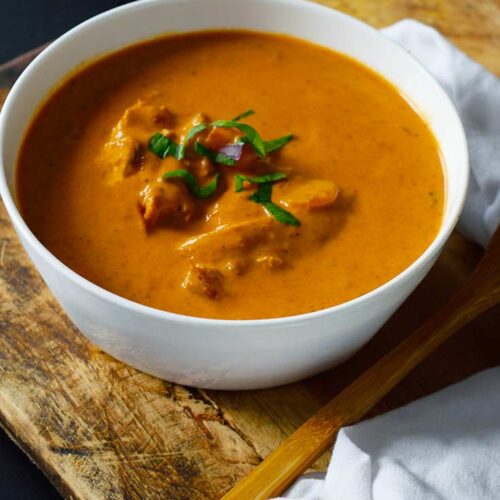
[16,31,444,320]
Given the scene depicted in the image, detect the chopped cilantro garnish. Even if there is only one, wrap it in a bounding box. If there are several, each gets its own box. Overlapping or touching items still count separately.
[235,172,287,192]
[162,169,220,199]
[149,132,179,159]
[194,141,236,166]
[249,182,300,226]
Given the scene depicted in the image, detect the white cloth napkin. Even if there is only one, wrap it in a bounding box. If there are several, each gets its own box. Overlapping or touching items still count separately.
[279,19,500,500]
[282,369,500,500]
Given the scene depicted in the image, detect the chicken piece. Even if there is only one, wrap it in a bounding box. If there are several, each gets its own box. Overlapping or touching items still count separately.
[177,113,217,178]
[273,177,339,210]
[180,112,209,142]
[204,127,240,150]
[138,180,195,230]
[179,217,294,299]
[182,264,225,299]
[179,217,295,274]
[196,157,215,178]
[255,255,286,270]
[101,136,144,179]
[99,101,175,183]
[205,179,269,227]
[178,174,346,298]
[116,100,175,142]
[203,127,262,171]
[236,144,261,171]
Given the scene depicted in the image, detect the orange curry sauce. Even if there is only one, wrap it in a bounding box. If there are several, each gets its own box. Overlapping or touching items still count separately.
[17,31,444,319]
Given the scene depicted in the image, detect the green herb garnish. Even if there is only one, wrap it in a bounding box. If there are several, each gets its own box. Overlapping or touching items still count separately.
[249,182,300,226]
[150,114,293,162]
[177,123,208,160]
[261,201,301,226]
[263,134,294,154]
[211,120,266,158]
[249,181,273,203]
[149,132,179,159]
[235,172,287,192]
[163,169,221,199]
[194,141,236,166]
[232,109,255,121]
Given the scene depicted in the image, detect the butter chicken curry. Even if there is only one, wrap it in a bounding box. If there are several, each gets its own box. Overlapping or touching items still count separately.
[16,31,444,319]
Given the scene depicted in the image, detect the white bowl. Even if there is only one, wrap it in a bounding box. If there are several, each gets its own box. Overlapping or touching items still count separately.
[0,0,468,389]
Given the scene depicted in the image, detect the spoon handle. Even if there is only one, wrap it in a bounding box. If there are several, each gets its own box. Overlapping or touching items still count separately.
[223,244,500,500]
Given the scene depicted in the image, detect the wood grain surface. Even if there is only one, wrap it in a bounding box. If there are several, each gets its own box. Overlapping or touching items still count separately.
[1,1,499,498]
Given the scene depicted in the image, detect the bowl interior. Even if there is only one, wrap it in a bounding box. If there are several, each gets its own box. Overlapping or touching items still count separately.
[0,0,468,321]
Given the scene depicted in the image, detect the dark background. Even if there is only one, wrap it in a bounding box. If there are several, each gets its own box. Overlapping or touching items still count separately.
[0,1,131,63]
[1,3,133,498]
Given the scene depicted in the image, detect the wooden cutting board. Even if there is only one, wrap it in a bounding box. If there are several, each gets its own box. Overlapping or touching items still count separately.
[1,1,499,498]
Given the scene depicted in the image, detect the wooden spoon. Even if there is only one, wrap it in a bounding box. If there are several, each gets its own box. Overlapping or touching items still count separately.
[223,227,500,500]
